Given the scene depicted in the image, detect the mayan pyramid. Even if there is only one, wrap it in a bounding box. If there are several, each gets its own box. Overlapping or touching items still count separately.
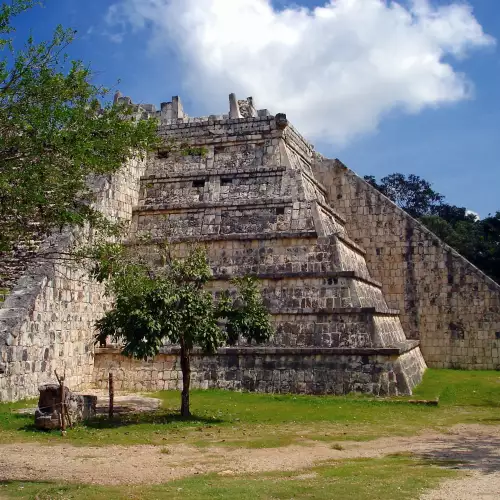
[103,93,426,395]
[5,89,500,401]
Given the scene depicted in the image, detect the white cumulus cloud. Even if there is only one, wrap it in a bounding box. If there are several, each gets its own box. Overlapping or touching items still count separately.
[106,0,495,144]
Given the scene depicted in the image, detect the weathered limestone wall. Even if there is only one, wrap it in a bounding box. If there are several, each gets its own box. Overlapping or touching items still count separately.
[0,159,146,401]
[93,344,425,396]
[313,159,500,369]
[120,97,426,396]
[0,93,429,400]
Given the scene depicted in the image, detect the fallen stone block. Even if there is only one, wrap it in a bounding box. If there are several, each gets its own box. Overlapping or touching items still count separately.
[34,383,97,430]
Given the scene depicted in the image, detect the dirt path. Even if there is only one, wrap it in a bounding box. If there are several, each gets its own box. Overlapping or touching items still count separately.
[421,472,500,500]
[0,424,499,498]
[416,425,500,500]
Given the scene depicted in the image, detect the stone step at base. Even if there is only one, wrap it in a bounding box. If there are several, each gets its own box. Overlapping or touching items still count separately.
[93,341,425,396]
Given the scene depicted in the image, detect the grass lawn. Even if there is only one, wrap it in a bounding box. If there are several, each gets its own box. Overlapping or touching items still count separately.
[0,456,459,500]
[1,369,499,499]
[1,368,499,448]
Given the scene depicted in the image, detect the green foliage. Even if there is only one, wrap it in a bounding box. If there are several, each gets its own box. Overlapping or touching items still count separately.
[180,145,208,157]
[221,276,274,346]
[366,173,500,283]
[158,139,208,158]
[92,244,273,415]
[422,211,500,283]
[94,245,273,359]
[364,173,444,219]
[0,1,161,251]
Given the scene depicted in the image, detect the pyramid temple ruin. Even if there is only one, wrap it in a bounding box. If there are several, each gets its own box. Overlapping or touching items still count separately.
[1,94,500,401]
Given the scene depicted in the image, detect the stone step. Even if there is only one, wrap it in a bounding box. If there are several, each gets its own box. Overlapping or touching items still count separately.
[96,340,421,357]
[267,306,400,316]
[133,197,295,214]
[141,165,287,181]
[211,270,382,289]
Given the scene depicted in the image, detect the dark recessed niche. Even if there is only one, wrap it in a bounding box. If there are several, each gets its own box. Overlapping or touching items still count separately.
[221,178,233,186]
[276,207,285,215]
[192,179,205,188]
[157,150,169,159]
[449,322,465,340]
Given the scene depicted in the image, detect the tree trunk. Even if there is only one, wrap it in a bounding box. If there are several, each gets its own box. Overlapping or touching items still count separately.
[180,341,191,418]
[108,372,114,420]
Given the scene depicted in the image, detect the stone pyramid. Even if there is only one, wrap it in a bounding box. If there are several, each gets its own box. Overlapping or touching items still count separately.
[120,93,426,395]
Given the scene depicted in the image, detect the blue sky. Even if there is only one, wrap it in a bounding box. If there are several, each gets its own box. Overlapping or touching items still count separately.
[10,0,500,217]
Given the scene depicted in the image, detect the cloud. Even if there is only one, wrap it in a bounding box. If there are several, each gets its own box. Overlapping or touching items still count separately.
[466,209,480,220]
[105,0,495,145]
[108,32,125,44]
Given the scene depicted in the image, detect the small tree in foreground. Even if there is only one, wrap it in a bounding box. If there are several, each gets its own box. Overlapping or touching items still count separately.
[92,244,273,417]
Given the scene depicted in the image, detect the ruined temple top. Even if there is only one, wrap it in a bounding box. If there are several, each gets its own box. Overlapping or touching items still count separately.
[113,92,273,125]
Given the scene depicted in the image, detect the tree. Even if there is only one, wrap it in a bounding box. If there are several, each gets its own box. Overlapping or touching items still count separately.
[474,212,500,282]
[364,173,444,218]
[91,244,274,417]
[0,1,160,251]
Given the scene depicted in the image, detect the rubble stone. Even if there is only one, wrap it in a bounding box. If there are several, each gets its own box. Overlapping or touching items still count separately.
[34,383,96,430]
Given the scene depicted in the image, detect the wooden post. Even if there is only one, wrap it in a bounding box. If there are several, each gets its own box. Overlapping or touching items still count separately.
[109,372,114,420]
[55,369,66,435]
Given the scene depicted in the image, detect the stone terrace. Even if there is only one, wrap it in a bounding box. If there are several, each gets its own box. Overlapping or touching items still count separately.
[94,94,427,396]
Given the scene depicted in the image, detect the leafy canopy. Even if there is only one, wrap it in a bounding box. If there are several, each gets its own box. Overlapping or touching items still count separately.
[0,0,160,251]
[363,173,444,219]
[91,244,274,360]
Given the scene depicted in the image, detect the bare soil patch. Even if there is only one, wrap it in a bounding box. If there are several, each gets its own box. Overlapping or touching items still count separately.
[421,472,500,500]
[0,424,499,495]
[417,425,500,500]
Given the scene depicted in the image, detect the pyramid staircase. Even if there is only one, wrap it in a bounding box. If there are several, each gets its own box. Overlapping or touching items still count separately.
[115,94,427,395]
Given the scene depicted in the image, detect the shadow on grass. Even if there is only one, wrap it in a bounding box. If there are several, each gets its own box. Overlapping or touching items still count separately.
[18,410,224,433]
[415,434,500,475]
[476,417,500,424]
[0,480,53,486]
[86,412,224,429]
[0,480,91,500]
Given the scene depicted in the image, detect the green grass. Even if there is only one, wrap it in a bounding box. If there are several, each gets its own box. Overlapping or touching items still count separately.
[0,287,9,303]
[0,456,458,500]
[1,369,500,448]
[0,369,493,500]
[412,369,500,407]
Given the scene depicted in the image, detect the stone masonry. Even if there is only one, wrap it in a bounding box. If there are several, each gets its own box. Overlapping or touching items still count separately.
[93,93,426,396]
[3,91,499,401]
[313,159,500,369]
[0,158,147,401]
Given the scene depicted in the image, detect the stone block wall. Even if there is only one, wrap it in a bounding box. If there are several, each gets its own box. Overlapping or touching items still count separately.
[0,253,107,401]
[132,201,316,239]
[0,158,146,401]
[313,159,500,369]
[0,93,430,400]
[93,344,424,396]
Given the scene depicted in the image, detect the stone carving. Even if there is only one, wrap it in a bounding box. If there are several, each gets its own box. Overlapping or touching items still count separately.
[34,383,96,430]
[237,98,257,118]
